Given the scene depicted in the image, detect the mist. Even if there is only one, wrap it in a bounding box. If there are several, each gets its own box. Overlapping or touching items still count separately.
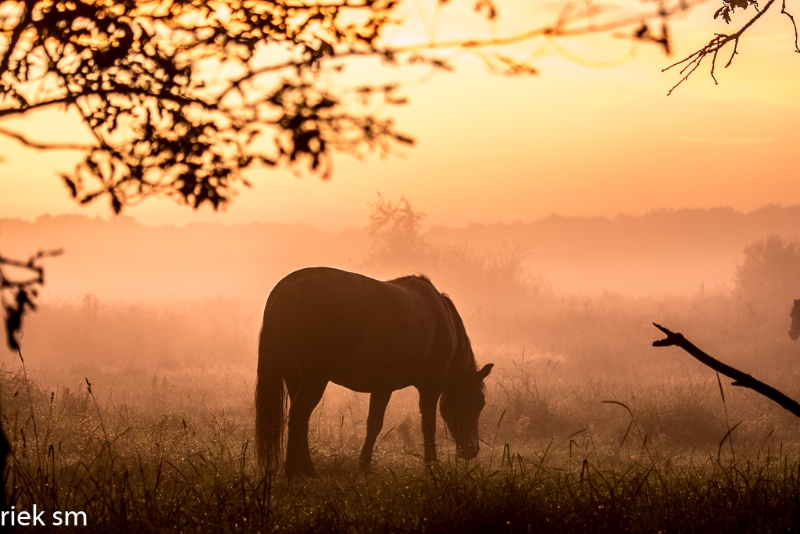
[4,201,800,391]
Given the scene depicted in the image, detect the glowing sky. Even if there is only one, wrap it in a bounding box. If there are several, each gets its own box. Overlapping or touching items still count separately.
[1,1,799,231]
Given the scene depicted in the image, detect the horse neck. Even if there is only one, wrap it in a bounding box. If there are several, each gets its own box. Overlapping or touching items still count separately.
[443,296,477,392]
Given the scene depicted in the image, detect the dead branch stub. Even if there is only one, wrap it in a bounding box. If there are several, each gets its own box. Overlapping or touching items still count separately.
[652,323,800,420]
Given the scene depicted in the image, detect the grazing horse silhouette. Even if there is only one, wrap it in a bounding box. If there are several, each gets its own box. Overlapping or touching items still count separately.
[790,299,800,340]
[255,267,493,477]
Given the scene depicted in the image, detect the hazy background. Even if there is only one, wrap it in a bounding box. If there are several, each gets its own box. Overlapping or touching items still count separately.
[3,201,800,395]
[4,203,800,302]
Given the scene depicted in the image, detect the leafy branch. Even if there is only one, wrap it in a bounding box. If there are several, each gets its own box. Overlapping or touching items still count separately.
[0,0,741,216]
[0,249,61,350]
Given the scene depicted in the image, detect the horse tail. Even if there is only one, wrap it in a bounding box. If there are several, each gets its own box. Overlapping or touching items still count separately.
[255,326,285,471]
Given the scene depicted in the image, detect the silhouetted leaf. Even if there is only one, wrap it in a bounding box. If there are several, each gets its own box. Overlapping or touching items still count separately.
[61,175,77,198]
[715,5,733,22]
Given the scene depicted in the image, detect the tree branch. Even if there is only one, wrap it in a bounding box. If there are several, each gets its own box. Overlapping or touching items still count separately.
[220,0,705,100]
[652,323,800,419]
[663,0,778,93]
[0,126,94,151]
[0,97,78,119]
[781,0,800,52]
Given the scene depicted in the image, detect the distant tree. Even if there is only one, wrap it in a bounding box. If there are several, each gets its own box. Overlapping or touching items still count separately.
[735,235,800,316]
[364,194,430,270]
[363,194,536,307]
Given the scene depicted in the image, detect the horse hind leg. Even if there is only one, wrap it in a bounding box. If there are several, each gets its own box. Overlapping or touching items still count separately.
[285,376,328,478]
[359,390,392,471]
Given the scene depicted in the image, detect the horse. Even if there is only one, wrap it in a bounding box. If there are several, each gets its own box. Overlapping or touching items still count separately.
[255,267,493,477]
[790,299,800,340]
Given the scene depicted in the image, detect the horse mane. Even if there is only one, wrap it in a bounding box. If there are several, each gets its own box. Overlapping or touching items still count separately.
[440,294,481,391]
[389,274,479,388]
[389,273,433,285]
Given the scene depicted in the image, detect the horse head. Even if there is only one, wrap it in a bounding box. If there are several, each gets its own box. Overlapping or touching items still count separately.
[439,363,493,460]
[790,299,800,340]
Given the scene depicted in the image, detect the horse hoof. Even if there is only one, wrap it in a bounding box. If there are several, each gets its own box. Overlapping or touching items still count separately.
[286,471,318,479]
[285,464,318,478]
[424,458,440,471]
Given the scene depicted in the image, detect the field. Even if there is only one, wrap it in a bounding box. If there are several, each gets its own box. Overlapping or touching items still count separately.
[3,290,800,533]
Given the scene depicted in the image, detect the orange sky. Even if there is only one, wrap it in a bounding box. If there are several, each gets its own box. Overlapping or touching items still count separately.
[0,1,799,231]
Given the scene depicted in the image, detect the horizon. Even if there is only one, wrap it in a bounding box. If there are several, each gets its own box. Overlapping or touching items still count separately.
[5,202,800,302]
[3,201,797,233]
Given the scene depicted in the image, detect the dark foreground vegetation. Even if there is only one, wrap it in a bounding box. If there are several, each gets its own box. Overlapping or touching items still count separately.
[17,441,800,533]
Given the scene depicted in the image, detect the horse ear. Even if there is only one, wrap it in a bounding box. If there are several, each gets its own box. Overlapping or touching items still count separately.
[477,363,494,380]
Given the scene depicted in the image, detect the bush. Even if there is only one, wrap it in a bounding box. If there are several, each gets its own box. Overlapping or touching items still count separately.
[735,235,800,320]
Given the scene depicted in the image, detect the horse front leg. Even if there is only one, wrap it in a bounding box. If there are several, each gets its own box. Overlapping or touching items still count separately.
[359,390,392,471]
[418,389,440,464]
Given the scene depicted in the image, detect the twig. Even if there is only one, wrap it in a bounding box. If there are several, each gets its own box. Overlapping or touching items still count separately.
[781,0,800,52]
[663,0,778,94]
[0,126,94,151]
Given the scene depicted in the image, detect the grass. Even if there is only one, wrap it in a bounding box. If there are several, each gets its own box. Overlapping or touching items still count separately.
[4,350,800,533]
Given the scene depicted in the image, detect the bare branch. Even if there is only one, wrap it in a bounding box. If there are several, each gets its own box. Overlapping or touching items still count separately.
[652,323,800,419]
[390,0,707,52]
[781,0,800,52]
